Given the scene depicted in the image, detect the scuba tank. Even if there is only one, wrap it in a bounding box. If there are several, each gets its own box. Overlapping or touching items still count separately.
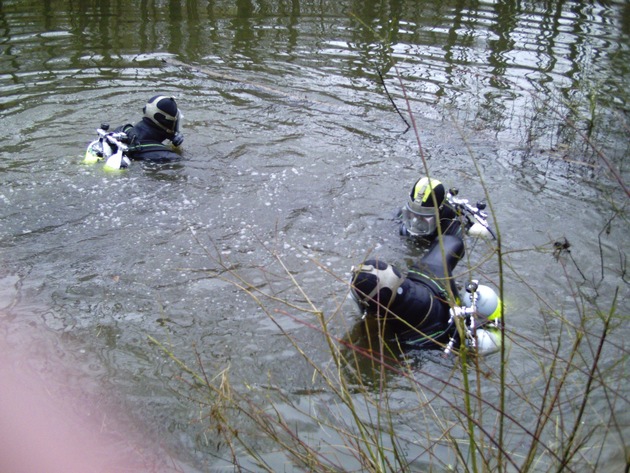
[444,280,504,356]
[83,123,131,170]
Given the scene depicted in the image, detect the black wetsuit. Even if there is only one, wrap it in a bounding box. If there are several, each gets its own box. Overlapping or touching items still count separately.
[116,118,181,162]
[383,235,465,347]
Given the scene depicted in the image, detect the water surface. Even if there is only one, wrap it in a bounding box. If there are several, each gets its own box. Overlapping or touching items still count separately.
[1,0,628,470]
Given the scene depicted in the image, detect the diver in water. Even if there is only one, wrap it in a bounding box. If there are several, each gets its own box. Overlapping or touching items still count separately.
[350,234,501,350]
[398,176,495,242]
[348,176,499,352]
[114,95,184,162]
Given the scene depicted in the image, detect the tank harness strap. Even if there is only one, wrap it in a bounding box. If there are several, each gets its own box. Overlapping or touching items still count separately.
[403,327,452,347]
[134,142,169,151]
[406,268,451,303]
[118,124,139,151]
[120,124,168,153]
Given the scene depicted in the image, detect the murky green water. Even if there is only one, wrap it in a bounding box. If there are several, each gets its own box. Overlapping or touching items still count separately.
[1,0,628,471]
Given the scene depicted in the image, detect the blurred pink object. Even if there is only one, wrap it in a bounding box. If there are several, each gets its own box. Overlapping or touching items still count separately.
[0,331,185,473]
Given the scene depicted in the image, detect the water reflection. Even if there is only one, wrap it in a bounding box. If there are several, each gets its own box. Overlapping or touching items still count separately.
[2,0,627,125]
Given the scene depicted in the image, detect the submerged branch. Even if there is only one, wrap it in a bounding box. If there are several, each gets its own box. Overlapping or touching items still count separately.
[376,68,410,132]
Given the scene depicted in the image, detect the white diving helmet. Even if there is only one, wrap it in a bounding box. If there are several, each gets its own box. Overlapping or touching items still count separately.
[350,259,405,317]
[143,95,181,135]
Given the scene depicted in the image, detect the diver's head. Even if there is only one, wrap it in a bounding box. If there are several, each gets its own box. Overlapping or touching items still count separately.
[401,177,445,237]
[350,259,404,317]
[143,95,181,134]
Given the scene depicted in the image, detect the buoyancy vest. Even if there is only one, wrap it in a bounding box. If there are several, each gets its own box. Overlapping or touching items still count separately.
[386,235,466,346]
[117,119,181,162]
[386,278,452,345]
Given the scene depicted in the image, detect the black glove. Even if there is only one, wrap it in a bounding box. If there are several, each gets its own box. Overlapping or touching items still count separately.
[172,132,184,147]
